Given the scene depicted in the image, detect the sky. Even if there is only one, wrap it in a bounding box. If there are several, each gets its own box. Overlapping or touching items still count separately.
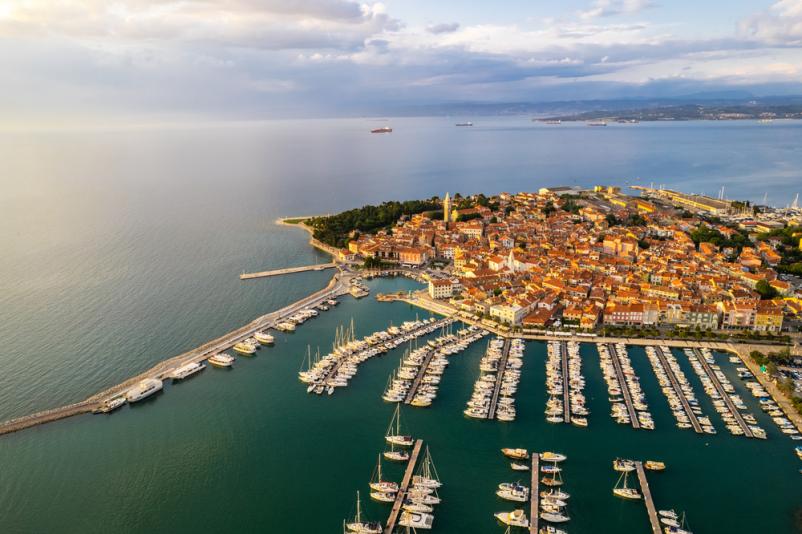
[1,0,802,124]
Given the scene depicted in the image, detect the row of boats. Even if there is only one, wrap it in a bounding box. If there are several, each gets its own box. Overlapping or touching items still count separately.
[646,346,715,434]
[544,341,588,426]
[300,317,450,395]
[738,364,801,439]
[382,325,487,406]
[684,348,765,438]
[275,300,338,332]
[598,343,654,429]
[496,449,570,530]
[94,327,279,412]
[464,338,525,421]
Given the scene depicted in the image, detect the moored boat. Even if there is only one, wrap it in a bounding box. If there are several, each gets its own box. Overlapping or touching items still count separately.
[208,353,235,367]
[125,378,163,403]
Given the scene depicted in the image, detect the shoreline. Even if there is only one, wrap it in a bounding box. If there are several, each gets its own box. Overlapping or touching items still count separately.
[276,216,340,259]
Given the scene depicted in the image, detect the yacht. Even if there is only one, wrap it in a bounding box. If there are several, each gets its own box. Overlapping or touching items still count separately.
[501,448,529,460]
[540,511,570,523]
[254,331,275,345]
[345,491,381,534]
[208,353,235,367]
[125,378,163,403]
[494,509,529,527]
[496,482,529,502]
[645,460,666,471]
[93,396,126,413]
[233,342,256,355]
[170,361,205,380]
[385,405,414,447]
[399,511,434,529]
[613,471,641,499]
[540,452,567,463]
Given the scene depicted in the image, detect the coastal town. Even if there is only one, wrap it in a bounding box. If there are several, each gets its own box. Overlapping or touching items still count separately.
[338,186,802,339]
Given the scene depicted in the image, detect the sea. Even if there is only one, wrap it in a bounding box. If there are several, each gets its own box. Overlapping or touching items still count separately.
[0,117,801,533]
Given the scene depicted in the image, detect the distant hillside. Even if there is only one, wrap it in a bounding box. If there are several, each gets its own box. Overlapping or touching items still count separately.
[538,103,802,122]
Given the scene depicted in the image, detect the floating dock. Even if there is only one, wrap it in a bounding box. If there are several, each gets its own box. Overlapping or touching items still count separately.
[239,262,336,280]
[561,341,571,424]
[385,439,424,534]
[654,346,703,434]
[635,461,662,534]
[608,344,640,429]
[692,348,753,438]
[529,454,540,534]
[487,339,512,420]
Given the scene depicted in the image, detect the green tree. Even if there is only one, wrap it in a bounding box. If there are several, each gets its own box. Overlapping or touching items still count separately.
[755,280,778,300]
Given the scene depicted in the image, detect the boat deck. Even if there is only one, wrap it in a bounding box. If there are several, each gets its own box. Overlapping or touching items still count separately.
[635,461,662,534]
[691,348,753,438]
[487,339,512,420]
[607,344,640,430]
[384,439,424,534]
[655,346,703,434]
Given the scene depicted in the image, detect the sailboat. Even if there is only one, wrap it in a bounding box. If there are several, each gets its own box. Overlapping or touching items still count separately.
[384,438,410,462]
[385,405,414,447]
[412,447,442,488]
[613,471,641,499]
[369,455,398,501]
[345,491,381,534]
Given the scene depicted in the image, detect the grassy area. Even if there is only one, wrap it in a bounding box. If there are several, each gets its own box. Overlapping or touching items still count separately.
[281,218,308,225]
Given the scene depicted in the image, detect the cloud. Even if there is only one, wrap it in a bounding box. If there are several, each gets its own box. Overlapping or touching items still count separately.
[426,22,460,34]
[739,0,802,45]
[580,0,656,20]
[0,0,401,50]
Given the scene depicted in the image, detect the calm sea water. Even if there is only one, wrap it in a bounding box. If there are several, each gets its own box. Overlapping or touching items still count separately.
[1,118,801,533]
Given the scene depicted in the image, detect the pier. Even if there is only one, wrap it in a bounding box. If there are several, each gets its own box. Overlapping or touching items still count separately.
[404,348,436,404]
[529,454,540,534]
[635,461,662,534]
[0,270,352,437]
[608,344,640,430]
[654,346,703,434]
[385,439,424,534]
[487,339,512,420]
[561,341,571,424]
[239,262,336,280]
[692,348,753,438]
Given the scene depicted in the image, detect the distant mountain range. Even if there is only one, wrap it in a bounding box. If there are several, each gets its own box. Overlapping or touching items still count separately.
[390,94,802,120]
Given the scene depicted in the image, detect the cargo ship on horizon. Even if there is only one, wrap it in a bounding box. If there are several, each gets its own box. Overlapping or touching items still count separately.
[371,127,393,134]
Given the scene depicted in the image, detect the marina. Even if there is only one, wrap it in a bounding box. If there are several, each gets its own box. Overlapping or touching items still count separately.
[684,348,756,438]
[646,346,705,434]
